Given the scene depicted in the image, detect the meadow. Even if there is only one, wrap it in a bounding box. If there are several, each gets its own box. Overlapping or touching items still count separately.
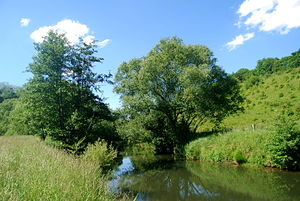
[0,136,116,201]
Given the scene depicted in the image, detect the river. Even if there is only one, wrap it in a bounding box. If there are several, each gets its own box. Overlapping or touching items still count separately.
[109,156,300,201]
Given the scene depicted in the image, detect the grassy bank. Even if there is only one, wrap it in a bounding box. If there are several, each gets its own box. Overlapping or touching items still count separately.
[186,113,300,170]
[0,136,115,201]
[185,130,271,166]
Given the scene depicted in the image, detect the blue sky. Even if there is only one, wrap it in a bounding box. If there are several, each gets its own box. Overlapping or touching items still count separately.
[1,0,300,109]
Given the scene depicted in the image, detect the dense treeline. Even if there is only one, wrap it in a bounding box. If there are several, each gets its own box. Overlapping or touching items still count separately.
[233,48,300,83]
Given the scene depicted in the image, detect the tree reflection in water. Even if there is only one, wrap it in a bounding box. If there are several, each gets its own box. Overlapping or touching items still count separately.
[110,156,300,201]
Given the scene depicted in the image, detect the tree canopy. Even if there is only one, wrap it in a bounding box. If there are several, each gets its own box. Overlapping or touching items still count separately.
[115,37,243,153]
[23,31,118,149]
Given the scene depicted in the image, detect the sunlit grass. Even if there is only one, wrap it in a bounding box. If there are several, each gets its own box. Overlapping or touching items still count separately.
[0,135,115,201]
[223,68,300,129]
[185,130,272,166]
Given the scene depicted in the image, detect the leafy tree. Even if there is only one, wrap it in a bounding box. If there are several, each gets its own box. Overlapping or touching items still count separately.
[268,115,300,170]
[232,68,251,81]
[0,83,19,103]
[0,99,16,135]
[115,37,243,153]
[254,58,280,75]
[281,49,300,69]
[24,31,116,147]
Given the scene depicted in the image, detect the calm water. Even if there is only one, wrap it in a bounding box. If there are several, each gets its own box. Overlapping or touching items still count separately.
[110,156,300,201]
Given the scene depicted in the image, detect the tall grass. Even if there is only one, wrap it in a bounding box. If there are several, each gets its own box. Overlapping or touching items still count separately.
[0,136,116,201]
[185,130,272,166]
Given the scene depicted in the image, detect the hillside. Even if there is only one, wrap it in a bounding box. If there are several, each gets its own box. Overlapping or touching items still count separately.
[223,67,300,130]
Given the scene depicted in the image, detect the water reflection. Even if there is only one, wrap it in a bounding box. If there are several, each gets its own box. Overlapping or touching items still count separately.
[110,156,300,201]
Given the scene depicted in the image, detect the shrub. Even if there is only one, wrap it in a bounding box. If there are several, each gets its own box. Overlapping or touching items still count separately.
[245,76,260,89]
[233,150,247,164]
[82,140,117,170]
[267,115,300,170]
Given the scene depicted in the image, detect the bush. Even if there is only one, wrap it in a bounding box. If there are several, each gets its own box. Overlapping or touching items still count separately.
[245,76,260,89]
[233,150,247,164]
[267,115,300,170]
[82,140,117,170]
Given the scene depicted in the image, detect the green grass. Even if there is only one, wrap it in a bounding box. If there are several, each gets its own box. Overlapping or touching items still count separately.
[185,130,272,167]
[222,68,300,130]
[0,135,116,201]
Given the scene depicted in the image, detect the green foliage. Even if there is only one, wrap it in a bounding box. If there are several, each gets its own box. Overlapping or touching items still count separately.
[232,150,247,164]
[281,49,300,69]
[131,143,156,156]
[114,36,243,153]
[0,136,116,200]
[65,137,86,155]
[23,31,117,149]
[223,67,300,130]
[254,57,281,75]
[185,130,270,166]
[0,82,19,103]
[232,68,251,81]
[5,97,31,136]
[267,115,300,170]
[244,75,260,89]
[82,140,117,170]
[0,99,16,135]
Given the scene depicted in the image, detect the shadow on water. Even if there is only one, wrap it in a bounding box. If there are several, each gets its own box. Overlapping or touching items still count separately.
[109,156,300,201]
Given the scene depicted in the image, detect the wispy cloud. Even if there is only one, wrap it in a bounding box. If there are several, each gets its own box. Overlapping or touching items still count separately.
[98,39,111,48]
[30,19,111,48]
[226,0,300,50]
[226,33,255,51]
[238,0,300,34]
[20,18,30,27]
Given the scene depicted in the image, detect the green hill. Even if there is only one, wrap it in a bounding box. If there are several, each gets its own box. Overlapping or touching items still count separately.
[223,67,300,130]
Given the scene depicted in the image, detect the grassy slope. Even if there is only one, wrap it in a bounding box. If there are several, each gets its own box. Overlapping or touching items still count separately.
[223,68,300,130]
[0,136,115,201]
[186,68,300,167]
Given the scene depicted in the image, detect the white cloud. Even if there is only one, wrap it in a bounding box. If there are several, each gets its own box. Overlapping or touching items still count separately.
[30,19,89,44]
[83,35,95,44]
[238,0,300,34]
[30,19,112,49]
[20,18,30,27]
[98,39,111,48]
[226,32,255,51]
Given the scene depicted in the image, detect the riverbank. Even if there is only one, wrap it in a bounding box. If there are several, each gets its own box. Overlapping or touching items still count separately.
[185,126,300,170]
[185,130,269,165]
[0,136,116,201]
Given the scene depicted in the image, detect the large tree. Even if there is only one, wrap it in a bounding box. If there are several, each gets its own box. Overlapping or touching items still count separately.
[115,37,243,153]
[24,31,116,148]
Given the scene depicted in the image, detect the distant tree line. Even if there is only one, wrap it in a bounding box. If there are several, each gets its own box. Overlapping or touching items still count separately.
[233,49,300,83]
